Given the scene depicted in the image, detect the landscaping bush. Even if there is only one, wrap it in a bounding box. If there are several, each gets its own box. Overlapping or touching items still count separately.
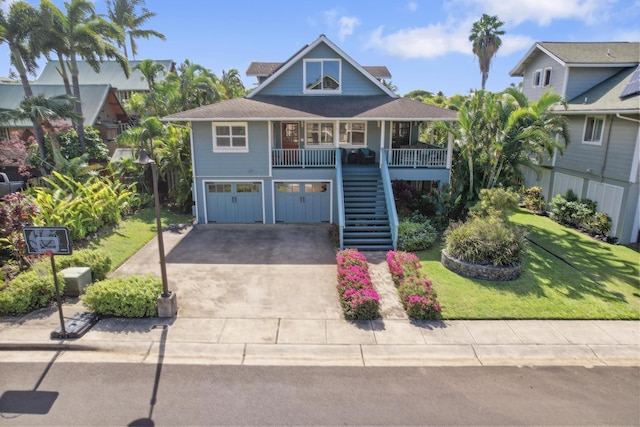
[386,250,441,320]
[550,191,599,230]
[82,275,161,317]
[336,249,380,320]
[470,188,520,219]
[397,219,438,252]
[55,249,111,281]
[522,186,545,212]
[444,216,527,267]
[0,263,63,315]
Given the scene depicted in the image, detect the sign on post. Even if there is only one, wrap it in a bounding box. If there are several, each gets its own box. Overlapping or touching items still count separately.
[23,226,72,256]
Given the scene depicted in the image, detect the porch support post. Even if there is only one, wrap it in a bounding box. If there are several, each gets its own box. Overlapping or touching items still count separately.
[380,120,385,167]
[268,120,273,177]
[447,132,453,170]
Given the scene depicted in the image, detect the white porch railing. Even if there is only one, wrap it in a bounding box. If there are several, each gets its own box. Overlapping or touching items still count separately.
[383,148,447,168]
[272,148,336,167]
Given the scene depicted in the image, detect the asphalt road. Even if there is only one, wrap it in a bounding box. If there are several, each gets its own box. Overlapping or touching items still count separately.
[0,359,638,426]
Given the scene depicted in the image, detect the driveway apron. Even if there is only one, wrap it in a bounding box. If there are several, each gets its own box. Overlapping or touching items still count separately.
[111,224,343,319]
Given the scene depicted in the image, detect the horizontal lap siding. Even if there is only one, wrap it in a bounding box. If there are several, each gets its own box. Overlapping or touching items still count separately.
[555,116,606,174]
[566,68,625,101]
[521,53,565,101]
[603,118,639,182]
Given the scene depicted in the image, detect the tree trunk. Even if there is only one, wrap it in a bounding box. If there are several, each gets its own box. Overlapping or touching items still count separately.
[70,57,86,154]
[18,70,48,174]
[57,53,72,96]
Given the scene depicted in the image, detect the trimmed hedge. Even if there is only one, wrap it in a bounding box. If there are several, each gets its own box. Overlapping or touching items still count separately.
[336,249,380,320]
[55,249,111,281]
[387,250,441,320]
[0,263,64,315]
[82,275,161,318]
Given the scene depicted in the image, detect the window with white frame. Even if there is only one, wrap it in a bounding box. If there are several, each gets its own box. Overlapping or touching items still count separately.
[212,122,248,152]
[542,68,552,87]
[304,59,341,92]
[582,116,604,145]
[339,122,365,145]
[532,69,542,87]
[305,122,334,145]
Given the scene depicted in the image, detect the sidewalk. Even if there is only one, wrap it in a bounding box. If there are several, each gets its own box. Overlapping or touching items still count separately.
[1,304,638,367]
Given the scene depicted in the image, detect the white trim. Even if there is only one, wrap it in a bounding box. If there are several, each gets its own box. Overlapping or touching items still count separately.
[582,115,605,145]
[188,121,198,221]
[247,35,397,99]
[212,122,249,153]
[271,179,333,224]
[202,179,266,224]
[629,124,640,183]
[268,120,273,178]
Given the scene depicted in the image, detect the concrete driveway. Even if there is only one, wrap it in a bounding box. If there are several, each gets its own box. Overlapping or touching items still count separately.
[111,224,343,320]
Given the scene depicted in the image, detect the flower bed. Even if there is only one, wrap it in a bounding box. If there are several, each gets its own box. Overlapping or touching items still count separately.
[386,250,441,320]
[336,249,380,320]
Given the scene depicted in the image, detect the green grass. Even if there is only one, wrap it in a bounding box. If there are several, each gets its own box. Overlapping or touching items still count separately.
[417,209,640,319]
[84,208,193,273]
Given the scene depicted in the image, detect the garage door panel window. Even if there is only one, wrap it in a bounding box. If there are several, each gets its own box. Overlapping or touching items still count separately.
[277,183,301,192]
[208,183,232,192]
[305,183,328,192]
[213,122,248,152]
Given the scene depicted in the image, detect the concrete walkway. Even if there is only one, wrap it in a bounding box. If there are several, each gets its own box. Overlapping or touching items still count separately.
[1,224,638,367]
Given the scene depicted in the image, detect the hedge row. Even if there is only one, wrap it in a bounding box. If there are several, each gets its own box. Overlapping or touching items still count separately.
[336,249,380,320]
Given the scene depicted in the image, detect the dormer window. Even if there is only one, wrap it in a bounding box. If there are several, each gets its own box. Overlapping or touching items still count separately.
[532,69,542,87]
[304,59,341,93]
[542,68,552,87]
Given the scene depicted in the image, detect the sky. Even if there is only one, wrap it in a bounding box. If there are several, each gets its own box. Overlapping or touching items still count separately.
[1,0,639,96]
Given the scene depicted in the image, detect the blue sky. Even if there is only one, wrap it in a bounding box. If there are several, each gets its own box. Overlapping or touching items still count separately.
[1,0,639,96]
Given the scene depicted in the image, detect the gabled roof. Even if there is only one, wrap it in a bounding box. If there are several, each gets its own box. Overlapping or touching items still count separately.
[163,95,458,122]
[247,62,392,80]
[563,66,640,114]
[510,42,640,76]
[0,83,126,127]
[35,60,175,91]
[247,35,396,98]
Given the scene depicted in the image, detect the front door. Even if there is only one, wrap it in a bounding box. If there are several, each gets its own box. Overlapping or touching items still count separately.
[282,122,299,164]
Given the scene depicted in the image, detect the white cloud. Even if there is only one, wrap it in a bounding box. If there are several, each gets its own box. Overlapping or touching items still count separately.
[448,0,615,26]
[324,9,361,41]
[366,24,470,59]
[498,34,535,56]
[407,1,418,12]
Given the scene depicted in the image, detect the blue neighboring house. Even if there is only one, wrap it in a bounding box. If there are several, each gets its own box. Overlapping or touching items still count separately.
[164,35,457,250]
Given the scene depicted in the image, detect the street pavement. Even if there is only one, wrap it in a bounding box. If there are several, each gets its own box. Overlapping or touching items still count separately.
[1,224,638,367]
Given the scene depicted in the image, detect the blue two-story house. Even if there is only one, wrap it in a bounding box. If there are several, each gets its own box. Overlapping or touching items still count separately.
[164,35,457,250]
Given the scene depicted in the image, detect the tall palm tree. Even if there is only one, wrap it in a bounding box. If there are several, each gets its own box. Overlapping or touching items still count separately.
[48,0,129,154]
[0,94,79,168]
[135,58,165,91]
[0,1,48,167]
[219,68,246,99]
[106,0,165,59]
[469,14,505,90]
[37,0,72,95]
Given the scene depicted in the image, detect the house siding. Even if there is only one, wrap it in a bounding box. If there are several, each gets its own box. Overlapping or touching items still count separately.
[565,67,625,101]
[260,43,384,96]
[522,53,565,101]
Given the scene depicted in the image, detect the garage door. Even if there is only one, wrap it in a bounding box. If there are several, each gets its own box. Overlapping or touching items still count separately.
[206,182,263,223]
[275,182,330,223]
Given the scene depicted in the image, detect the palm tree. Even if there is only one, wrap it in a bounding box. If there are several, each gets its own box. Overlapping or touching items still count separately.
[219,68,246,99]
[48,0,129,154]
[135,58,165,91]
[37,0,72,95]
[106,0,165,59]
[0,94,79,169]
[0,1,48,167]
[469,14,505,90]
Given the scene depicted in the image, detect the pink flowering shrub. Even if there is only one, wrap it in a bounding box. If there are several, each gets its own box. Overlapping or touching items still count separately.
[386,250,442,320]
[336,249,380,320]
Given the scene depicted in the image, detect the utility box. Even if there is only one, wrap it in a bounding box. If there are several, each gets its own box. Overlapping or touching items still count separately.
[60,267,92,296]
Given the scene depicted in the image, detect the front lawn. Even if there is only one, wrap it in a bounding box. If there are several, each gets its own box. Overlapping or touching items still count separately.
[417,209,640,319]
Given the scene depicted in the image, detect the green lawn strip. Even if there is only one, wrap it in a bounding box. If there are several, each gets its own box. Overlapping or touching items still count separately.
[85,208,193,273]
[415,209,639,320]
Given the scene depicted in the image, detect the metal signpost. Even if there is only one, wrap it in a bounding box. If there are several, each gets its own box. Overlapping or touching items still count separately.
[23,227,72,338]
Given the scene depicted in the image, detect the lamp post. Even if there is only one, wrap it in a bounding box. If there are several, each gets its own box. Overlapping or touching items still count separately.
[135,132,177,317]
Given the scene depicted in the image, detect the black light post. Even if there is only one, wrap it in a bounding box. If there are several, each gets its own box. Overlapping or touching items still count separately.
[135,131,176,317]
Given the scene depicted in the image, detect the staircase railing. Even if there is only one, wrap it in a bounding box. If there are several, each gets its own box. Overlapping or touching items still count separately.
[335,147,345,249]
[379,150,398,249]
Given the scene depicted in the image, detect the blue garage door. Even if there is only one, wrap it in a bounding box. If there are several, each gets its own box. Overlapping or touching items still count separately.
[206,182,263,223]
[275,182,330,223]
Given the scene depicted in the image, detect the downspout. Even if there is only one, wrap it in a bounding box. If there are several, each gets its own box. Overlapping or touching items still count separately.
[599,116,614,181]
[188,121,198,221]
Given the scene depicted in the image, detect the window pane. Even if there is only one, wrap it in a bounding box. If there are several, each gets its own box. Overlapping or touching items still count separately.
[217,137,231,147]
[231,126,245,136]
[324,60,340,90]
[593,119,603,140]
[231,136,246,147]
[321,123,333,143]
[216,126,230,136]
[305,61,322,90]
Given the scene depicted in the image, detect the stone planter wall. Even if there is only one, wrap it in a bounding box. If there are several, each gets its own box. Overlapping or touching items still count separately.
[441,250,521,281]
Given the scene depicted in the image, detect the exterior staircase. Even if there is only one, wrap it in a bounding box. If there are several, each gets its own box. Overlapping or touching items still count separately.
[341,166,393,251]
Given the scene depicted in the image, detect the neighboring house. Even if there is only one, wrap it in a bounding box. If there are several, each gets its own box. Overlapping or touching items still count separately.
[165,35,457,250]
[35,60,175,107]
[510,42,640,244]
[0,83,130,152]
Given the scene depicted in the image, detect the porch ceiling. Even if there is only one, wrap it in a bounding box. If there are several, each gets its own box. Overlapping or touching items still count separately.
[163,95,458,122]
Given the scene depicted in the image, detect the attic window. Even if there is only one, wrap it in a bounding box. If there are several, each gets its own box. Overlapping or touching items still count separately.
[532,69,542,87]
[304,59,341,93]
[543,68,552,87]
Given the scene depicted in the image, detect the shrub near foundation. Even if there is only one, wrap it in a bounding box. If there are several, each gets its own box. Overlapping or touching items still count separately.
[83,275,161,318]
[0,263,64,315]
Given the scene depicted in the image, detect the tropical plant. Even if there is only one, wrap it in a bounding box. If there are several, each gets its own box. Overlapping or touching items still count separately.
[135,58,166,91]
[469,13,505,90]
[0,192,39,268]
[470,187,520,219]
[219,68,246,99]
[0,1,48,167]
[522,186,545,212]
[106,0,165,59]
[397,220,438,252]
[336,249,380,320]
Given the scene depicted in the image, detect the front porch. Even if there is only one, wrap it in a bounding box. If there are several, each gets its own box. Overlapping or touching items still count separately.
[271,146,449,169]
